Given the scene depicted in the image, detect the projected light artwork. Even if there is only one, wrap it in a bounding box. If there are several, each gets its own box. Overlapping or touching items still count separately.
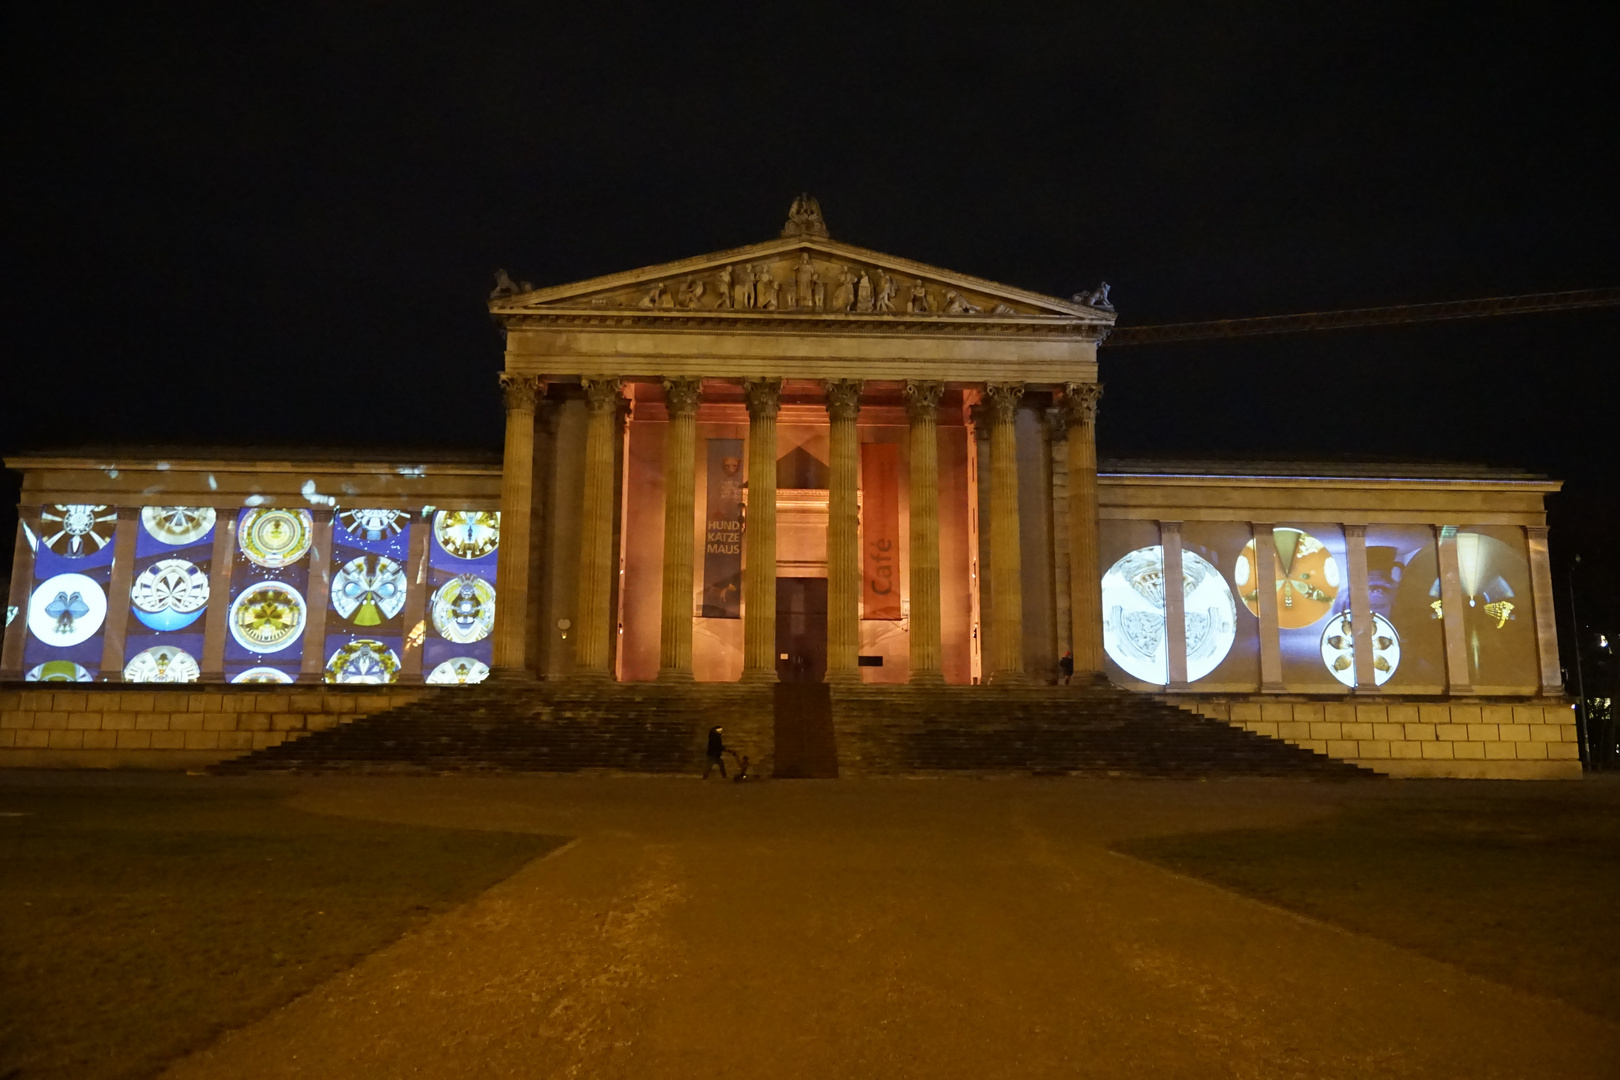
[427,657,490,685]
[1320,611,1401,687]
[141,506,216,545]
[229,582,307,653]
[1235,529,1339,629]
[1100,546,1236,684]
[130,559,209,631]
[239,508,314,568]
[28,573,108,647]
[40,504,117,557]
[124,645,201,683]
[24,661,93,682]
[324,638,401,683]
[232,667,294,684]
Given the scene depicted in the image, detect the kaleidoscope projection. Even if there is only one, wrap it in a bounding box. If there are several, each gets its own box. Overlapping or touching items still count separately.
[432,574,496,643]
[1100,546,1236,684]
[28,573,108,648]
[130,559,209,631]
[1235,529,1340,629]
[24,661,93,682]
[426,657,490,685]
[1320,611,1401,687]
[324,638,401,684]
[239,508,314,568]
[339,508,406,543]
[123,645,201,683]
[229,582,307,653]
[141,507,216,546]
[40,504,116,557]
[331,556,406,627]
[232,667,293,684]
[433,510,500,560]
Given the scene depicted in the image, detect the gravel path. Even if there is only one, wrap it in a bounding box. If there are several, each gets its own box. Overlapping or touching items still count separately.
[159,778,1620,1079]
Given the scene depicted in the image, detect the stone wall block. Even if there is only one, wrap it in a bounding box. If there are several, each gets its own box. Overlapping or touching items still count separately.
[1229,703,1262,723]
[289,693,326,711]
[116,731,152,749]
[13,730,49,748]
[1292,703,1326,724]
[1452,742,1486,759]
[1420,742,1454,759]
[1547,743,1580,760]
[239,714,271,732]
[252,732,288,749]
[68,713,103,731]
[1478,705,1510,726]
[187,693,217,712]
[255,693,291,712]
[1403,723,1435,741]
[1297,739,1327,754]
[120,692,156,712]
[1415,704,1447,725]
[53,693,88,712]
[1357,740,1391,758]
[1250,722,1279,739]
[1484,742,1517,759]
[1515,741,1548,760]
[47,730,84,749]
[150,731,187,749]
[0,691,21,710]
[183,731,220,750]
[1277,721,1311,741]
[135,713,171,731]
[1309,722,1342,741]
[203,712,237,732]
[34,712,69,731]
[100,712,137,730]
[1435,724,1468,741]
[1451,705,1484,725]
[218,731,254,750]
[271,714,306,731]
[1529,725,1561,742]
[1260,703,1293,722]
[81,731,118,749]
[1498,724,1530,741]
[1351,704,1385,725]
[1341,722,1374,741]
[1512,705,1543,725]
[168,713,204,731]
[0,731,14,747]
[19,691,53,711]
[1372,722,1405,741]
[1,712,34,729]
[1327,739,1359,758]
[1466,724,1499,741]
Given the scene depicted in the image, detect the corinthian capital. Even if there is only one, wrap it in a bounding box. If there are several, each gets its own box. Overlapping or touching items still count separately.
[497,373,545,413]
[581,376,624,413]
[823,379,863,422]
[983,382,1024,423]
[1059,382,1103,428]
[662,377,704,417]
[743,377,783,420]
[904,380,944,423]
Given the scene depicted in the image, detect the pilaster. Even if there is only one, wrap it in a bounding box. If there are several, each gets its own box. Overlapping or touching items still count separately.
[199,509,238,682]
[1343,524,1377,690]
[1159,520,1187,688]
[492,372,544,677]
[298,507,336,682]
[658,377,703,680]
[984,382,1026,683]
[1253,523,1286,692]
[905,380,945,683]
[1436,525,1474,694]
[741,378,782,682]
[1,515,37,680]
[1525,525,1563,695]
[825,379,862,683]
[98,506,141,678]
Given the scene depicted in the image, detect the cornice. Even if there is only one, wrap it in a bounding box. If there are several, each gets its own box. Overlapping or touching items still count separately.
[500,309,1109,341]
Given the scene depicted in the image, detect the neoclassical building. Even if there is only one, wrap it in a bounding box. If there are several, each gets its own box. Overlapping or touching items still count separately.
[1,200,1579,778]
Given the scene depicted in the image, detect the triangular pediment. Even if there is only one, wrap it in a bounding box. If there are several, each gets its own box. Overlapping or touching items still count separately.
[488,236,1112,323]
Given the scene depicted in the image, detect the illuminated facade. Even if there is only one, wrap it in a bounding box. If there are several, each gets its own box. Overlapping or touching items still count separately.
[0,202,1573,776]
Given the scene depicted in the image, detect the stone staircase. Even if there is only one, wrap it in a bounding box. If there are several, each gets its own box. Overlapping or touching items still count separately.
[212,678,1372,779]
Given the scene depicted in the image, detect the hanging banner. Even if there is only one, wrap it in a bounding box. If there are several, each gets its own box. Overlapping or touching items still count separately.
[701,439,745,618]
[861,442,902,620]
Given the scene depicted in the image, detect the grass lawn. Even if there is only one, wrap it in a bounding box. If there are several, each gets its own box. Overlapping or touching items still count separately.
[0,776,564,1080]
[1117,788,1620,1024]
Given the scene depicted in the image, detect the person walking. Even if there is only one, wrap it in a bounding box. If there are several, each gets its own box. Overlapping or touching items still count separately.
[1059,650,1074,685]
[703,725,728,779]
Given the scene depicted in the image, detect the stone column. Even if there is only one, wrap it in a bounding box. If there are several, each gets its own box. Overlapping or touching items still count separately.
[905,380,945,683]
[200,509,238,682]
[492,373,544,677]
[984,382,1026,684]
[741,378,782,682]
[573,377,623,680]
[298,508,336,681]
[99,507,141,678]
[658,377,703,680]
[1,516,37,679]
[1252,523,1286,692]
[398,521,431,682]
[1159,520,1188,688]
[971,409,992,680]
[1060,383,1105,678]
[825,379,863,683]
[1525,525,1563,695]
[1343,524,1377,690]
[1436,525,1474,693]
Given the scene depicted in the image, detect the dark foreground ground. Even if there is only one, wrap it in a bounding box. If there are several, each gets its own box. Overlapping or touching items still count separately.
[2,771,1618,1080]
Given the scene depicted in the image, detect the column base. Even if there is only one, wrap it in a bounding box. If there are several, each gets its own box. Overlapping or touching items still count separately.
[485,667,538,685]
[656,668,696,684]
[571,667,616,685]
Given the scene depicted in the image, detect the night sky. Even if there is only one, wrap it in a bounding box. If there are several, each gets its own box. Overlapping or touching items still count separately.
[5,7,1618,639]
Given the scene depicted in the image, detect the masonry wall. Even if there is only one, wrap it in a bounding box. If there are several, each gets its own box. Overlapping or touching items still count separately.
[1174,695,1581,779]
[0,686,424,770]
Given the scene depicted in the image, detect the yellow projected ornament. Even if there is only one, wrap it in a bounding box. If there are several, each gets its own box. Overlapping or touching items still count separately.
[324,639,401,684]
[433,510,500,559]
[1235,529,1339,629]
[141,507,216,546]
[239,509,313,567]
[229,582,306,653]
[1483,600,1514,628]
[123,645,200,683]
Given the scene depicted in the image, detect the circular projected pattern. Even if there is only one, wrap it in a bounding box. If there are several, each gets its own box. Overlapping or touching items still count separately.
[1235,529,1340,629]
[130,558,210,631]
[239,508,313,567]
[1321,612,1401,688]
[141,506,216,546]
[1099,547,1236,684]
[431,574,495,643]
[339,508,406,542]
[324,639,401,684]
[427,657,490,685]
[25,661,94,682]
[124,646,200,683]
[229,582,306,653]
[331,555,407,626]
[41,504,116,557]
[28,573,108,647]
[433,510,500,560]
[232,667,294,684]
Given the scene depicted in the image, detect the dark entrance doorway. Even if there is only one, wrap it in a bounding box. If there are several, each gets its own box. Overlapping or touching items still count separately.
[773,577,837,778]
[775,577,827,683]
